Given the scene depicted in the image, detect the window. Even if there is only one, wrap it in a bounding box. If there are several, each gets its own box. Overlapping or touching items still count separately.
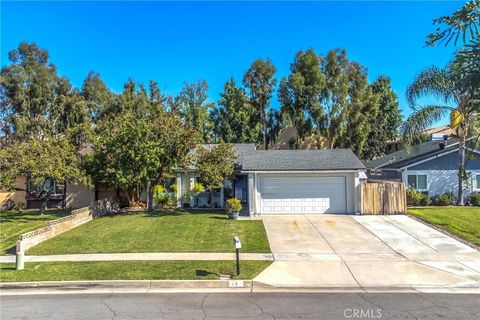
[375,170,382,176]
[28,179,64,195]
[407,175,427,191]
[476,174,480,190]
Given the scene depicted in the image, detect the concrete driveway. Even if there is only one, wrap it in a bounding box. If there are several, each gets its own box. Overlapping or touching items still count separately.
[254,214,480,291]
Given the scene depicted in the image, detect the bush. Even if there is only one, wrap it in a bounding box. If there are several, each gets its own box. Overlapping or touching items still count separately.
[153,185,176,208]
[430,192,456,206]
[225,198,242,213]
[469,193,480,206]
[14,202,26,211]
[406,187,428,206]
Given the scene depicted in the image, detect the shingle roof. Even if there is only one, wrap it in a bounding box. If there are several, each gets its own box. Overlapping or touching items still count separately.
[186,144,364,171]
[239,149,365,171]
[366,138,465,169]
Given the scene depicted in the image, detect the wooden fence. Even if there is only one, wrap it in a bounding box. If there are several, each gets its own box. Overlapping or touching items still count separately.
[360,180,406,215]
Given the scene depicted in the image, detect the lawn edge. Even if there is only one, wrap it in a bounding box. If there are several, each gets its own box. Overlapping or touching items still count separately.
[407,214,480,251]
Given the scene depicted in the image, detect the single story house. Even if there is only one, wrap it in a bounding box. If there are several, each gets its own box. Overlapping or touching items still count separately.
[366,137,480,199]
[2,144,367,216]
[175,144,366,216]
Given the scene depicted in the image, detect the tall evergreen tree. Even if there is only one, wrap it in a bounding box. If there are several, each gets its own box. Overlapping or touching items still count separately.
[362,76,402,160]
[279,49,324,148]
[81,71,115,122]
[177,80,214,143]
[243,58,277,149]
[210,78,259,143]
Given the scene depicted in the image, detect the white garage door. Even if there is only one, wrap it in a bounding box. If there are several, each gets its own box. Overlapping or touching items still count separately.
[260,176,347,214]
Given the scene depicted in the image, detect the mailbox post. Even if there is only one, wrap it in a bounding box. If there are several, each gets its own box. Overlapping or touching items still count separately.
[233,236,241,275]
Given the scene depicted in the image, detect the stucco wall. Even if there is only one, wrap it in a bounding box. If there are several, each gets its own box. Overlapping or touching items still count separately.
[65,183,95,209]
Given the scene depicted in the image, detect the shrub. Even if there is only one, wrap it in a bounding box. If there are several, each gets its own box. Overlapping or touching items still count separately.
[153,185,176,208]
[406,187,428,206]
[225,198,242,213]
[14,202,26,211]
[469,193,480,206]
[430,192,456,206]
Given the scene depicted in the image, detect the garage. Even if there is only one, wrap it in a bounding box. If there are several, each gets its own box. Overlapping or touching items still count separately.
[259,176,347,214]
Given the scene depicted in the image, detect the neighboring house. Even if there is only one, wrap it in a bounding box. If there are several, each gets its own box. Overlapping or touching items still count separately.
[175,144,366,216]
[366,137,480,199]
[385,125,454,154]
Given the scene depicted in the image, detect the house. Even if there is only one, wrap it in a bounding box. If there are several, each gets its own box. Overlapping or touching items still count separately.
[385,125,454,154]
[175,144,366,216]
[366,137,480,199]
[2,144,367,215]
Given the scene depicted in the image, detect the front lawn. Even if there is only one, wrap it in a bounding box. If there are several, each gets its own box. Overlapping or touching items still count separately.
[0,209,70,255]
[0,260,271,282]
[408,207,480,246]
[27,210,271,255]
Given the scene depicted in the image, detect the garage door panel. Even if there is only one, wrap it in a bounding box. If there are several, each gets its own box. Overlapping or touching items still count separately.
[260,176,347,214]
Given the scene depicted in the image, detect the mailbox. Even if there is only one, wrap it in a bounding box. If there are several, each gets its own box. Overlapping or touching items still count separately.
[233,236,242,249]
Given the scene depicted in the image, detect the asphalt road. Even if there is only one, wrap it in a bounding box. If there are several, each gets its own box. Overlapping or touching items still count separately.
[1,293,479,320]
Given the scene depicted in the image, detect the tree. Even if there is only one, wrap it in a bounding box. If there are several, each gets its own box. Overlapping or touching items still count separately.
[362,76,403,160]
[210,78,260,143]
[279,49,324,149]
[243,58,277,149]
[177,80,214,143]
[0,134,88,214]
[401,52,480,205]
[265,108,284,147]
[195,142,237,208]
[88,81,199,211]
[81,71,115,122]
[0,42,88,141]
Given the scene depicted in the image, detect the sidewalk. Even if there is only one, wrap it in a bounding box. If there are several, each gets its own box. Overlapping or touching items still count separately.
[0,252,274,263]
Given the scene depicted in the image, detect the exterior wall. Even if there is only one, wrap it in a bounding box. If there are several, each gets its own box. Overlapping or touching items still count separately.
[366,169,402,181]
[402,169,480,197]
[65,183,95,209]
[1,176,29,209]
[252,172,357,215]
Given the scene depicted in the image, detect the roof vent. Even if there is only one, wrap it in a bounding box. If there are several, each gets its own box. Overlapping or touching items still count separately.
[439,142,446,150]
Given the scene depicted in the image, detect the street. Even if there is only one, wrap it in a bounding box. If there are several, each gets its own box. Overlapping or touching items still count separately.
[1,293,479,320]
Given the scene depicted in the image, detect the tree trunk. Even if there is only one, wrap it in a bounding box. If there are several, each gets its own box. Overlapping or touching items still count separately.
[457,134,466,206]
[147,184,154,212]
[210,188,215,208]
[263,112,268,150]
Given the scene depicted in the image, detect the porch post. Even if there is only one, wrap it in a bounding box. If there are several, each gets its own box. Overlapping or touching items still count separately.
[176,172,182,208]
[219,179,225,208]
[189,173,195,206]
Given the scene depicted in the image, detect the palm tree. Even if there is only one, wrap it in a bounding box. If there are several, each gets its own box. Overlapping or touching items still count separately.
[402,52,479,205]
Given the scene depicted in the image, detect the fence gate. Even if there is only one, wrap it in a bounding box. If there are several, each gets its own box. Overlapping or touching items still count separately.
[360,181,406,215]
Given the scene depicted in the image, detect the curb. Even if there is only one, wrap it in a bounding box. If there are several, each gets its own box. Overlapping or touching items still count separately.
[1,280,479,295]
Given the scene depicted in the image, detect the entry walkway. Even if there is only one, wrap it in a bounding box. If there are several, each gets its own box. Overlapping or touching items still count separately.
[0,252,274,263]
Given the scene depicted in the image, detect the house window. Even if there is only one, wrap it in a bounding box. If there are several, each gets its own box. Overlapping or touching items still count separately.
[476,174,480,190]
[407,174,427,191]
[28,179,64,195]
[376,170,382,176]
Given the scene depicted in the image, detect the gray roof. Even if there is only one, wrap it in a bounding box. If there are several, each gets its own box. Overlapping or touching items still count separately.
[366,137,474,169]
[239,149,365,171]
[186,144,364,171]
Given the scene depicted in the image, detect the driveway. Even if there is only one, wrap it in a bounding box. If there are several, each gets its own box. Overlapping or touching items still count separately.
[254,214,480,291]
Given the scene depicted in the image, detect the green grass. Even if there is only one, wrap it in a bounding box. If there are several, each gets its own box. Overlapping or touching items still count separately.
[0,260,271,282]
[0,209,70,254]
[27,210,271,255]
[408,207,480,246]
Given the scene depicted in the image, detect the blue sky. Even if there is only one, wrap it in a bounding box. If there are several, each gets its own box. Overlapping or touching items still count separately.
[1,1,459,123]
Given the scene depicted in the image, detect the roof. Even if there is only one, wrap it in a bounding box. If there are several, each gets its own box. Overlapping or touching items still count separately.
[366,137,480,169]
[239,149,365,171]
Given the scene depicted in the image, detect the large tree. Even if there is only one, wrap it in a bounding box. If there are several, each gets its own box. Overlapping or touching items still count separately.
[0,134,88,214]
[177,80,214,143]
[195,142,237,208]
[362,76,403,160]
[210,78,259,143]
[0,42,88,142]
[401,52,480,205]
[81,71,116,122]
[88,81,199,211]
[243,58,277,149]
[279,49,324,149]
